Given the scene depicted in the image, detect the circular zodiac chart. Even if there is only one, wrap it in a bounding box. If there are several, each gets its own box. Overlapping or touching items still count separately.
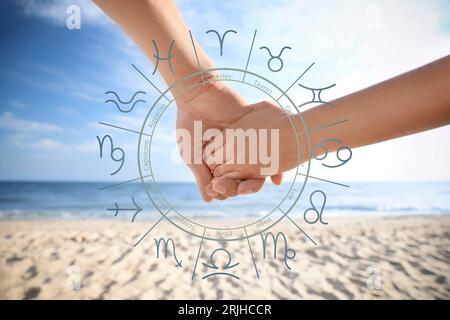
[97,29,352,281]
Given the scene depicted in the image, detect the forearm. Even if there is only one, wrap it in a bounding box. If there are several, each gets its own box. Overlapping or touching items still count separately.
[94,0,214,97]
[297,55,450,163]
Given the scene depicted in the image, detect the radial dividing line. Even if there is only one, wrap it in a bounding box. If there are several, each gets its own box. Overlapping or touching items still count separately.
[133,216,164,247]
[296,119,349,137]
[277,62,315,101]
[285,214,317,246]
[297,172,349,188]
[311,119,349,133]
[99,122,151,137]
[244,227,260,279]
[131,64,170,102]
[191,227,206,281]
[100,174,153,190]
[242,30,257,82]
[189,30,204,82]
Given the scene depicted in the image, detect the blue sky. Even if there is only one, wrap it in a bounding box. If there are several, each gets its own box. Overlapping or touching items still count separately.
[0,0,449,182]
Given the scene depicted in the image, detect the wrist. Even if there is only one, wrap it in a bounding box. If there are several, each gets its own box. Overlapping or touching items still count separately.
[287,114,309,167]
[175,70,220,107]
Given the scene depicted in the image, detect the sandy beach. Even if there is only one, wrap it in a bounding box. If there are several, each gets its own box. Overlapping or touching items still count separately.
[0,215,448,300]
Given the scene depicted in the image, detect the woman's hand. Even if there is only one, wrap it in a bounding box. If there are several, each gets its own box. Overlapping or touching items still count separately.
[205,100,298,184]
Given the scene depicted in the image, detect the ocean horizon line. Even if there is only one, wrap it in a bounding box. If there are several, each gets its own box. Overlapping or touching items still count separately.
[1,179,449,184]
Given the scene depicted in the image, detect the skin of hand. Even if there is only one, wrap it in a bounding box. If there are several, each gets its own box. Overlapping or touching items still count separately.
[210,55,450,185]
[205,100,300,182]
[176,80,283,200]
[94,0,282,201]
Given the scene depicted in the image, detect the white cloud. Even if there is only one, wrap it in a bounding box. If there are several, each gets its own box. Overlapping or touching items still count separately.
[7,133,69,154]
[0,112,62,132]
[2,112,70,157]
[31,138,68,151]
[175,0,450,181]
[11,0,450,181]
[8,64,104,104]
[179,0,450,94]
[74,140,98,153]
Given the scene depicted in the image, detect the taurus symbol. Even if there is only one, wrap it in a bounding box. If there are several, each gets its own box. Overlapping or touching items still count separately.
[96,135,125,175]
[205,29,237,56]
[259,46,291,72]
[154,238,182,268]
[152,40,175,75]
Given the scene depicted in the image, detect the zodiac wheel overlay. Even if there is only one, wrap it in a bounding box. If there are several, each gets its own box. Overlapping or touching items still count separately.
[138,67,311,242]
[98,29,352,280]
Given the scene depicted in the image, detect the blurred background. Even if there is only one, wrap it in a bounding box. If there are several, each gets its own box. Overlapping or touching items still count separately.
[0,0,449,219]
[0,0,449,300]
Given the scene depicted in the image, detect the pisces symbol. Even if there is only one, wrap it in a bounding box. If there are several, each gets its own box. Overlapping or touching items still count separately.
[152,40,175,75]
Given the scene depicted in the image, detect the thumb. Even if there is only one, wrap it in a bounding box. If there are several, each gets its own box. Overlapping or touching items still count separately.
[188,163,214,202]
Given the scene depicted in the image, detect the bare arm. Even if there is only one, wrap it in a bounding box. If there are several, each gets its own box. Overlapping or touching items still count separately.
[304,55,450,155]
[94,0,213,97]
[94,0,281,200]
[212,56,450,179]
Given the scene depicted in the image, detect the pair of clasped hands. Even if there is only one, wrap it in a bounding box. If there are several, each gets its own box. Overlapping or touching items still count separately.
[95,0,301,201]
[96,0,450,202]
[176,79,297,202]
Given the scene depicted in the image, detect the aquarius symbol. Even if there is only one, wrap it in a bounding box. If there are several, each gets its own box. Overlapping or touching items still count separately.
[152,39,175,75]
[259,46,291,72]
[96,135,125,175]
[298,83,336,108]
[104,91,146,113]
[261,232,296,270]
[205,29,237,56]
[154,238,183,268]
[107,197,142,222]
[202,248,239,280]
[304,190,327,225]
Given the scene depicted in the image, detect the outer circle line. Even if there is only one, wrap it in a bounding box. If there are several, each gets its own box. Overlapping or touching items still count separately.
[137,67,311,241]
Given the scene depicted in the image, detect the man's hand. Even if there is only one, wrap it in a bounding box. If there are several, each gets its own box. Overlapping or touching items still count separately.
[94,0,284,202]
[176,80,282,201]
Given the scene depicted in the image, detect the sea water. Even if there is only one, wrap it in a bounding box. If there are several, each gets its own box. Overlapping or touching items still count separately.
[0,181,448,220]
